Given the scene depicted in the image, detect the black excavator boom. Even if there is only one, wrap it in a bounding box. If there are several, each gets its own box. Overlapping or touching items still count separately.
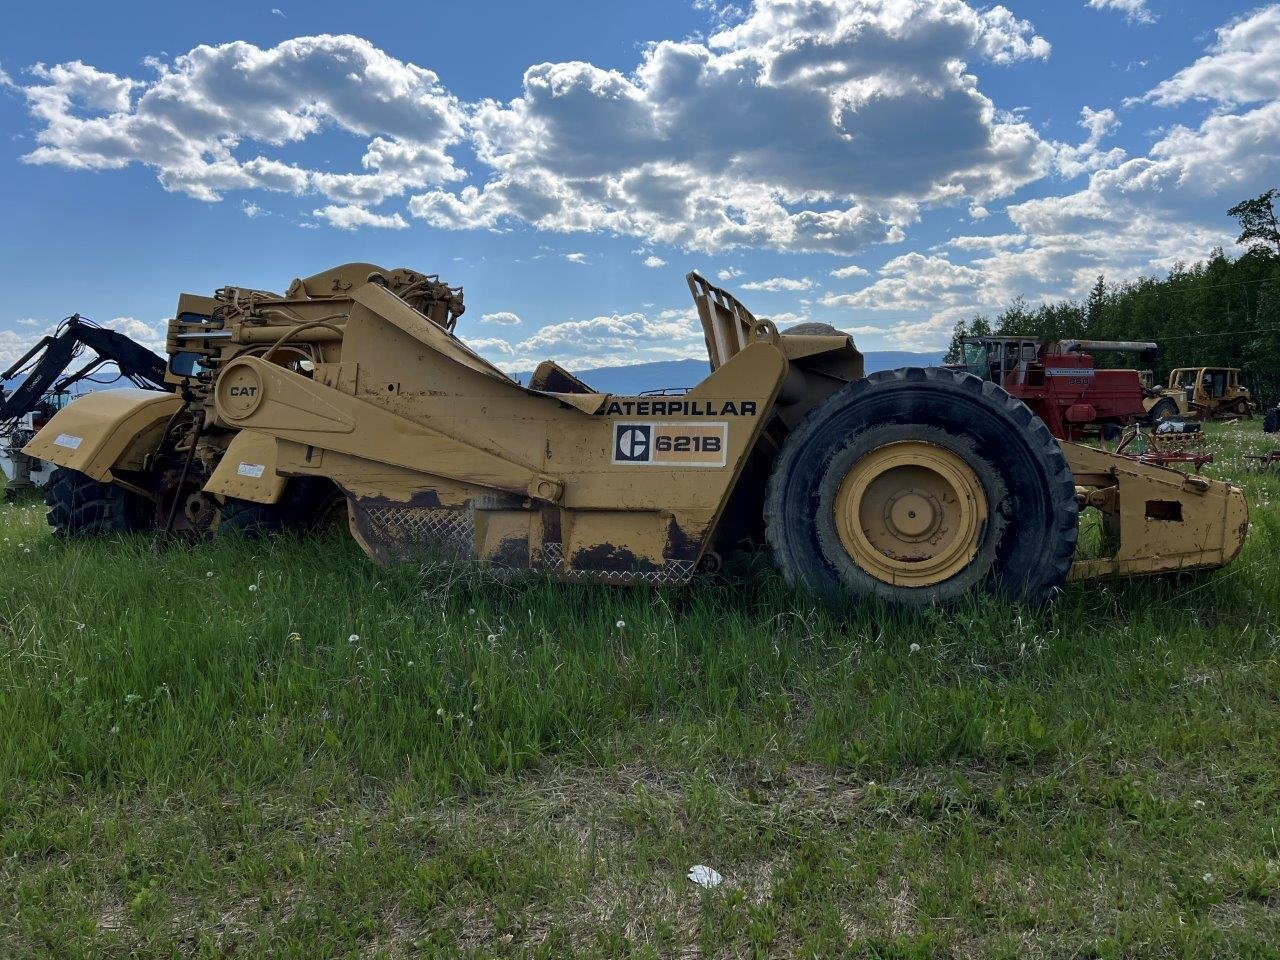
[0,315,171,427]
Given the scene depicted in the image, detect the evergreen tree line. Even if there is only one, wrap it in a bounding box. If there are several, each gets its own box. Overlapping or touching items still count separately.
[943,189,1280,407]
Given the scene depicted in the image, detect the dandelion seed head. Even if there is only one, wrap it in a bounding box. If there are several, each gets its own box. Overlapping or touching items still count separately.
[616,620,626,629]
[909,643,921,653]
[248,584,258,592]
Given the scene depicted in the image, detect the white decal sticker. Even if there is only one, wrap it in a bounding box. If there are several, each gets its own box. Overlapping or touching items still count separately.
[612,422,729,467]
[237,462,266,478]
[54,434,83,450]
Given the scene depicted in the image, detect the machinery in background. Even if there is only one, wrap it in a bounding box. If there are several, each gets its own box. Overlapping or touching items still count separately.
[1,392,72,497]
[958,337,1157,441]
[0,315,170,498]
[1145,367,1257,422]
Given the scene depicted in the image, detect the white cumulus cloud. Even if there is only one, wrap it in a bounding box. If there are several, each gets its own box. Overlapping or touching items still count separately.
[509,308,705,368]
[1054,106,1125,179]
[1085,0,1155,25]
[741,276,815,292]
[1142,6,1280,107]
[480,311,522,326]
[462,336,514,356]
[312,205,408,230]
[410,0,1053,254]
[19,35,465,206]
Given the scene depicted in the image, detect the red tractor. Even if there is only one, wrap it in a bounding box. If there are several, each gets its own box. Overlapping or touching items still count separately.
[958,337,1158,442]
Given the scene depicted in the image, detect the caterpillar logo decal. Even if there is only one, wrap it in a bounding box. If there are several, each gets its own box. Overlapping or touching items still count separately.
[612,422,728,467]
[599,399,756,417]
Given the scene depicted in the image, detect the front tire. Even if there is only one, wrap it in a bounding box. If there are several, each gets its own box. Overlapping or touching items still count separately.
[45,467,148,538]
[1147,397,1180,423]
[764,367,1078,607]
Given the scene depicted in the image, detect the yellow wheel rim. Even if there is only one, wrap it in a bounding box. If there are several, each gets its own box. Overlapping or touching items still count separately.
[834,441,988,588]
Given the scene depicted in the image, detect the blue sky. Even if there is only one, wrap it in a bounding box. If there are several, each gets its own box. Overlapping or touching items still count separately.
[1,0,1277,372]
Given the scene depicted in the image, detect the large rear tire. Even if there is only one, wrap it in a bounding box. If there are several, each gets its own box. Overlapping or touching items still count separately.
[214,497,287,539]
[45,467,148,538]
[213,477,346,540]
[764,367,1078,607]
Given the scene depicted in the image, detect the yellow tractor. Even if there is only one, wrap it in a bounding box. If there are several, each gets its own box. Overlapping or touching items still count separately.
[25,265,1248,607]
[1144,367,1257,422]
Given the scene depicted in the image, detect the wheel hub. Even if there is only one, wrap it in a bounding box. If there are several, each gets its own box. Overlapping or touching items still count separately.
[834,441,988,588]
[884,489,941,541]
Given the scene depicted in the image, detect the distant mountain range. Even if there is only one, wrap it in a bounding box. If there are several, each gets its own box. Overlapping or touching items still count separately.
[515,352,945,395]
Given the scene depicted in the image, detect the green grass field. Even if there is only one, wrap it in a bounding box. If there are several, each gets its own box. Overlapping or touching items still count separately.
[3,424,1280,958]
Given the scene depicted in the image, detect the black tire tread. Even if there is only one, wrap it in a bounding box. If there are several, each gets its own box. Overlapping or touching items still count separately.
[44,467,144,538]
[1147,397,1180,423]
[214,477,344,539]
[763,366,1078,607]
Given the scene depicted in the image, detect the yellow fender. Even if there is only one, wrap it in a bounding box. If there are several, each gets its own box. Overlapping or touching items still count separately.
[23,389,183,481]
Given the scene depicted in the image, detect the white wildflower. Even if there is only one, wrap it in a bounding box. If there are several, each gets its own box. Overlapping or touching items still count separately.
[248,583,258,592]
[616,620,626,629]
[909,643,921,654]
[348,634,359,644]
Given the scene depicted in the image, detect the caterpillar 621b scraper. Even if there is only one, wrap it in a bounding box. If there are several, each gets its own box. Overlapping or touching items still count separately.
[25,264,1247,606]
